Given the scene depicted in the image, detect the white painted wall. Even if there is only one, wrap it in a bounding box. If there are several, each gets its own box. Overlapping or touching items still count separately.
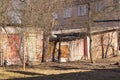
[69,39,84,61]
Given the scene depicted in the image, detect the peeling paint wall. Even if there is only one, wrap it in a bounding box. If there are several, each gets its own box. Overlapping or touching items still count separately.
[26,33,37,61]
[0,34,21,65]
[47,39,85,62]
[0,27,43,65]
[36,32,43,62]
[24,27,43,63]
[69,39,84,61]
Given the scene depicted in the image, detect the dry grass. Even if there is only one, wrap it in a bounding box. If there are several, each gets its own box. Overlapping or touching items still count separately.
[0,66,91,80]
[0,67,39,79]
[0,56,120,80]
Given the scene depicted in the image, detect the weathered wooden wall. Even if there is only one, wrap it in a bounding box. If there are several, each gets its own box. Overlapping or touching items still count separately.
[0,34,21,65]
[69,39,84,61]
[0,27,43,65]
[47,39,85,62]
[24,27,43,64]
[91,31,118,60]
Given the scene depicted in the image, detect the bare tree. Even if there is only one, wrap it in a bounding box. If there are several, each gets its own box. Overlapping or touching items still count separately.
[21,0,74,62]
[0,0,11,66]
[22,0,59,62]
[88,0,119,62]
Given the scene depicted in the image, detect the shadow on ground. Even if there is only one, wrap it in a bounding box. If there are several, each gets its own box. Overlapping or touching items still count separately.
[50,65,79,70]
[7,70,44,76]
[5,68,120,80]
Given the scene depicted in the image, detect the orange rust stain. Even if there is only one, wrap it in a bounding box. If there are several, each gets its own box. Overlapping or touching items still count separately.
[61,45,69,58]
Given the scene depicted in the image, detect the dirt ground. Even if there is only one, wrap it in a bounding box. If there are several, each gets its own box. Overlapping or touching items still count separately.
[0,56,120,80]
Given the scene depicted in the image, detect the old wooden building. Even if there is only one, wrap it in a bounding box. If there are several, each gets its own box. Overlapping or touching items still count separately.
[50,0,120,62]
[0,0,120,65]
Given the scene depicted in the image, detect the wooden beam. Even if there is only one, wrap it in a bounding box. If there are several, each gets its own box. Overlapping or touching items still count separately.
[94,19,120,23]
[91,29,118,35]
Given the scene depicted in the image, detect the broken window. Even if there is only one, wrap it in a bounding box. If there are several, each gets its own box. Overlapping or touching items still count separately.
[53,11,58,19]
[113,0,120,9]
[95,1,104,11]
[78,5,87,16]
[8,0,27,24]
[8,11,22,24]
[63,8,72,18]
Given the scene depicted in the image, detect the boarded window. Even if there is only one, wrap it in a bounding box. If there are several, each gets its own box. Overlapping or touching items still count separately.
[63,8,72,18]
[78,5,87,16]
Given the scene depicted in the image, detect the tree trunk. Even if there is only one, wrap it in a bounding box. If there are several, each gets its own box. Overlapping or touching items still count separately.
[88,3,93,63]
[52,41,57,62]
[105,33,113,58]
[101,35,104,59]
[58,39,61,63]
[23,32,26,71]
[42,36,45,62]
[104,44,109,58]
[42,32,50,62]
[89,36,93,63]
[112,46,115,56]
[0,50,3,65]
